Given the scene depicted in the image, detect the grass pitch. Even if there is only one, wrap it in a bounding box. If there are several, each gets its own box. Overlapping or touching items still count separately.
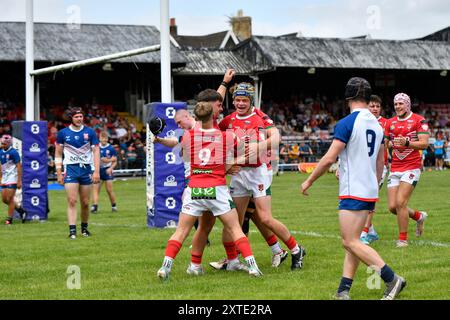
[1,171,449,300]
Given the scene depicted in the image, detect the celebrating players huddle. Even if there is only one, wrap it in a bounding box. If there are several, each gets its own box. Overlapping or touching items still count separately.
[155,70,306,280]
[153,71,431,301]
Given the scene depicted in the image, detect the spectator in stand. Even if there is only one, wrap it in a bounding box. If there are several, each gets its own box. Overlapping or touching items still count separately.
[299,142,313,163]
[279,144,289,164]
[281,121,294,136]
[116,125,128,140]
[125,144,138,169]
[48,124,58,146]
[303,122,312,136]
[119,138,128,154]
[134,138,146,170]
[48,146,55,176]
[288,143,300,164]
[310,140,321,159]
[328,116,337,135]
[434,131,447,171]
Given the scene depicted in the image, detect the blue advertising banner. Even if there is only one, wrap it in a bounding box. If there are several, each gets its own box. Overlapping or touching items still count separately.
[12,121,48,221]
[146,103,187,228]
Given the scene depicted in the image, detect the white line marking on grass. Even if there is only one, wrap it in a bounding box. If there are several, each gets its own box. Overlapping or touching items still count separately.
[90,222,450,248]
[91,222,143,228]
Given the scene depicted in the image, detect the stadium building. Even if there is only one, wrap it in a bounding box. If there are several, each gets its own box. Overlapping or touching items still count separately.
[0,11,449,124]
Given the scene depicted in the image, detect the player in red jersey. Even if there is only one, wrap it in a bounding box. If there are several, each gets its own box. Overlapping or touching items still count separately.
[191,75,289,271]
[385,93,429,248]
[208,105,289,270]
[360,95,388,245]
[157,102,263,280]
[218,82,306,270]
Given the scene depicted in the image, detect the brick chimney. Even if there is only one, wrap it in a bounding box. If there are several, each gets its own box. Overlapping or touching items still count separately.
[230,10,252,40]
[170,18,177,37]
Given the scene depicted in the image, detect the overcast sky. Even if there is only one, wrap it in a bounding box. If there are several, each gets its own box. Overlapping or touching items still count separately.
[1,0,449,39]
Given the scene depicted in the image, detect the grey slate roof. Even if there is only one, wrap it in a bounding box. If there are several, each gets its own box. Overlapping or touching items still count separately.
[252,36,450,70]
[418,26,450,42]
[173,31,229,49]
[176,49,253,75]
[1,22,449,73]
[0,22,185,64]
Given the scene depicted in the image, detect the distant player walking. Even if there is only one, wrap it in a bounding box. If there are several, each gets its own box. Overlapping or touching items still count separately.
[301,77,406,300]
[360,95,388,245]
[91,131,118,213]
[1,134,22,225]
[385,93,429,248]
[55,107,100,239]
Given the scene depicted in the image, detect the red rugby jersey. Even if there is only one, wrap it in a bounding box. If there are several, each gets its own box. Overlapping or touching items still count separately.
[377,116,389,165]
[384,113,430,171]
[181,127,235,188]
[219,108,274,167]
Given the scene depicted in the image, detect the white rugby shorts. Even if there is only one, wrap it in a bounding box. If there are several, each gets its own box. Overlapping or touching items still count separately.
[181,185,235,217]
[230,163,272,198]
[387,169,421,188]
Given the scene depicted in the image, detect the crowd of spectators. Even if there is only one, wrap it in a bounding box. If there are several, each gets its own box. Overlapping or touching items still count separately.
[0,101,23,136]
[3,94,450,173]
[260,95,450,167]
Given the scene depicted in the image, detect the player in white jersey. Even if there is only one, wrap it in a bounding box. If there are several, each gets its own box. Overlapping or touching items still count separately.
[1,135,22,225]
[301,77,406,300]
[55,107,100,239]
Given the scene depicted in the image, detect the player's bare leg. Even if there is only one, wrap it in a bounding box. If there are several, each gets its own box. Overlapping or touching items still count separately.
[209,196,250,271]
[209,196,251,271]
[158,213,198,280]
[251,210,288,267]
[217,209,262,276]
[253,196,306,270]
[190,213,215,266]
[395,183,414,245]
[105,180,117,211]
[338,210,406,300]
[65,183,80,238]
[91,181,102,213]
[360,210,378,244]
[388,185,427,245]
[233,196,251,225]
[2,188,16,224]
[79,184,92,236]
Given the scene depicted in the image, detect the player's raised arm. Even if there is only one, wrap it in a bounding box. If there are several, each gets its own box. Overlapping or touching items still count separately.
[153,136,179,148]
[217,68,236,99]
